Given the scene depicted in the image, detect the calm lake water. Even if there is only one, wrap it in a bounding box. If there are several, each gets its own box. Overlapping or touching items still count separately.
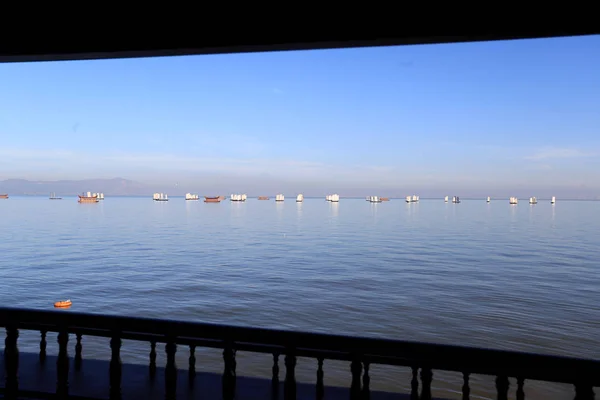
[1,196,598,399]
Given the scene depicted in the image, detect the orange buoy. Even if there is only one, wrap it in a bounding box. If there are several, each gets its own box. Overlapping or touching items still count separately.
[54,299,72,308]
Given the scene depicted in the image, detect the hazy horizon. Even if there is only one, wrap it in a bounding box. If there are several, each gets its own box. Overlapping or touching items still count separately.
[1,177,598,199]
[1,35,600,197]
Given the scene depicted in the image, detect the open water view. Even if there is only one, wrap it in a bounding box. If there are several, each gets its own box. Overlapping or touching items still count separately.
[1,196,598,399]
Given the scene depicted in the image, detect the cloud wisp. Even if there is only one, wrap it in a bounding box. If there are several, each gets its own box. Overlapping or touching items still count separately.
[0,146,400,186]
[524,147,597,161]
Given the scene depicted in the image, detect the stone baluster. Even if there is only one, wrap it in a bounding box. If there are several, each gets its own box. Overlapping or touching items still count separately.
[420,367,433,400]
[56,330,69,399]
[284,351,297,400]
[495,375,509,400]
[165,340,177,400]
[4,327,19,400]
[109,335,122,400]
[350,358,362,400]
[316,357,324,400]
[75,332,83,371]
[461,372,470,400]
[222,344,236,400]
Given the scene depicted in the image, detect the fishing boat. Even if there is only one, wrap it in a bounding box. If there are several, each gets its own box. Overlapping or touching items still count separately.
[204,196,221,203]
[258,196,269,200]
[0,194,8,199]
[50,192,62,200]
[381,197,390,201]
[78,192,98,203]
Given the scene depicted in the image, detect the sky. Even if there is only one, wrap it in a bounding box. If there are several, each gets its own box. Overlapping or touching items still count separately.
[1,35,600,197]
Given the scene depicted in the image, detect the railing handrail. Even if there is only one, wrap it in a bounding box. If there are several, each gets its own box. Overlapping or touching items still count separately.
[1,307,599,386]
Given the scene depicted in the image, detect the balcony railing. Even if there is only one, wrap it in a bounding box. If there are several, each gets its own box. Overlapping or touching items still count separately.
[0,307,598,400]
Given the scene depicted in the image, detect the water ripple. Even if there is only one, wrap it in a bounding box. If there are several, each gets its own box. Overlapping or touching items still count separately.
[0,197,598,399]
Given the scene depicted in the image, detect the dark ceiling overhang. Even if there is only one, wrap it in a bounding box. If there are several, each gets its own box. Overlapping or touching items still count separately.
[1,28,598,63]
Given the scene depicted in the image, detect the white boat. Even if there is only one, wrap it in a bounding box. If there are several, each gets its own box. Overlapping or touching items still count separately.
[153,192,169,201]
[99,193,104,200]
[452,196,460,203]
[444,196,448,203]
[329,194,340,202]
[369,196,382,203]
[185,193,199,200]
[296,194,304,202]
[487,196,491,203]
[275,194,285,202]
[529,197,537,204]
[405,196,411,203]
[509,197,518,205]
[551,196,556,204]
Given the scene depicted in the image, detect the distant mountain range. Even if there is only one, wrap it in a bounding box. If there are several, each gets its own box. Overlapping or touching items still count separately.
[0,178,151,196]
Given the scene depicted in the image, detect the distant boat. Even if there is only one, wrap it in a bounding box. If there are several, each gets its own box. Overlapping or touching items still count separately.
[258,196,269,200]
[444,196,448,203]
[98,193,104,200]
[185,193,199,200]
[529,196,538,204]
[369,196,382,203]
[380,197,390,201]
[275,194,285,202]
[230,194,247,202]
[296,194,304,202]
[329,194,339,203]
[204,196,221,203]
[78,192,98,203]
[0,194,8,199]
[509,197,518,205]
[452,196,460,203]
[153,193,168,201]
[551,196,556,204]
[486,196,491,203]
[49,192,62,200]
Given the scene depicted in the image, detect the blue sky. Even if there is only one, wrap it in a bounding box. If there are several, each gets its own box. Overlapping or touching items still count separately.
[1,35,599,196]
